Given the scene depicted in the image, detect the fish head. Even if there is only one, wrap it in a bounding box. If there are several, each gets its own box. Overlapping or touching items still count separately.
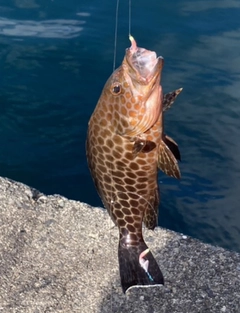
[124,36,163,94]
[103,37,164,137]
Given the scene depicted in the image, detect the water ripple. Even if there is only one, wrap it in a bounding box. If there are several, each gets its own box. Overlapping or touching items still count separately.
[0,17,86,39]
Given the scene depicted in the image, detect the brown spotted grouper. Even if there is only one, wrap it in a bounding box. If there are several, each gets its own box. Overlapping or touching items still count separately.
[86,36,181,293]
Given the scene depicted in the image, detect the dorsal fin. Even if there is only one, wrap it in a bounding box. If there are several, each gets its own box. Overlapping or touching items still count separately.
[163,135,181,161]
[163,88,183,112]
[158,135,181,179]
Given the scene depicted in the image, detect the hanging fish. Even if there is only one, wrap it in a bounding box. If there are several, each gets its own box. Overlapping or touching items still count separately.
[86,36,182,293]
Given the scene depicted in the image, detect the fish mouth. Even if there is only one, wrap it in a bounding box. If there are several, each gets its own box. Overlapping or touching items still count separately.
[125,36,163,85]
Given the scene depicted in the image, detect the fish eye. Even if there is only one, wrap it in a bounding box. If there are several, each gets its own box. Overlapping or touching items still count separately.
[111,83,121,95]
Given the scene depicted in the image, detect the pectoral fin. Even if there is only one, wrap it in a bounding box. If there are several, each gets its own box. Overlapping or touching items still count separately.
[132,139,156,158]
[163,88,183,112]
[158,135,181,179]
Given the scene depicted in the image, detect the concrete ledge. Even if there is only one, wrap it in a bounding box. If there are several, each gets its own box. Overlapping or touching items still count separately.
[0,176,240,312]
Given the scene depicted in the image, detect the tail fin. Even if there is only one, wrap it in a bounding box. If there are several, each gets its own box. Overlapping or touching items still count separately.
[118,240,164,293]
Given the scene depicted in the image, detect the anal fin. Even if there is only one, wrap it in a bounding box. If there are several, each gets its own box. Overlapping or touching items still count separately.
[143,188,159,230]
[158,135,181,179]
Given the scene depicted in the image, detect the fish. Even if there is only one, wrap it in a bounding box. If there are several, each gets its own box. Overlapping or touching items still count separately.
[86,36,181,293]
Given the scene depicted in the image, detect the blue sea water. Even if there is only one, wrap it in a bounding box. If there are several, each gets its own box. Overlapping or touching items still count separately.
[0,0,240,252]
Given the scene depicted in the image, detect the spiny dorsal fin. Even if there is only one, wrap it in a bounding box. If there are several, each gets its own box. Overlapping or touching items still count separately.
[163,88,183,112]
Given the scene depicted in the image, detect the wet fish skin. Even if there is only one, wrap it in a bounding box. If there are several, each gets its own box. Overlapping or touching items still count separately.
[86,37,181,293]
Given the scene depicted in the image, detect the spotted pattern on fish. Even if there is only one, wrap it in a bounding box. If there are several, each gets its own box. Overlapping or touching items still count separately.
[87,108,162,233]
[86,36,182,292]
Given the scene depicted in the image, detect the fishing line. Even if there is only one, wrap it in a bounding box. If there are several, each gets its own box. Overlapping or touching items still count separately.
[110,0,133,300]
[110,0,120,304]
[113,0,132,71]
[113,0,120,71]
[129,0,132,37]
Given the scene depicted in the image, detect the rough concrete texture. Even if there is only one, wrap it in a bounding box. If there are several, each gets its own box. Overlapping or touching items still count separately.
[0,176,240,313]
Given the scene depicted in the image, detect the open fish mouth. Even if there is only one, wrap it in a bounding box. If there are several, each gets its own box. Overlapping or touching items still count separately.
[126,36,163,84]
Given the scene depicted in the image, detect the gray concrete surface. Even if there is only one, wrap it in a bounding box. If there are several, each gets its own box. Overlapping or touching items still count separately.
[0,176,239,313]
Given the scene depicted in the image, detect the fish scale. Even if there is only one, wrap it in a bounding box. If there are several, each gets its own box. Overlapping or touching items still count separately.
[86,36,182,293]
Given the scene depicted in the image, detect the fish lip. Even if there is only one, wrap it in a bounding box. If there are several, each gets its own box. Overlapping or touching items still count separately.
[125,37,163,84]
